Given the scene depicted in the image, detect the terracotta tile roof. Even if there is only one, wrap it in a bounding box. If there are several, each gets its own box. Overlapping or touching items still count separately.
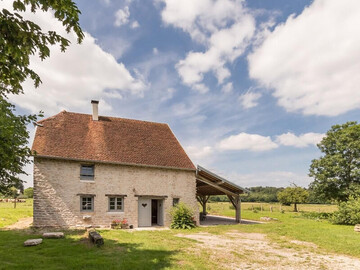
[32,111,195,170]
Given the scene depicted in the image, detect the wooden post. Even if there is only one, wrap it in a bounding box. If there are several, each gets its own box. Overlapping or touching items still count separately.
[270,205,273,212]
[235,196,241,223]
[261,204,263,212]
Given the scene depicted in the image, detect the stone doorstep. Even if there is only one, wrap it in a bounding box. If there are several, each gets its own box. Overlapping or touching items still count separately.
[24,239,43,247]
[42,232,65,239]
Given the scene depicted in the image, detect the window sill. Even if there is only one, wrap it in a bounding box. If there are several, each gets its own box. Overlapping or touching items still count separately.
[106,211,124,214]
[80,180,95,183]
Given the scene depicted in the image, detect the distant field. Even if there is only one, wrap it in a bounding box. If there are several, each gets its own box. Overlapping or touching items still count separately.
[0,199,33,228]
[206,202,338,218]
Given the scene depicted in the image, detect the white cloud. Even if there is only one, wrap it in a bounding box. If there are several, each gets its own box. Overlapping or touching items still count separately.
[6,5,145,115]
[185,145,213,160]
[153,47,159,55]
[239,91,261,109]
[221,82,233,93]
[131,21,140,29]
[114,6,130,27]
[160,0,256,92]
[218,132,278,152]
[248,0,360,116]
[276,132,325,148]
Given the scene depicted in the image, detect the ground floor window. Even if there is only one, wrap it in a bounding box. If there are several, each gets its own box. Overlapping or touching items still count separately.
[173,198,180,206]
[109,197,123,211]
[81,196,94,211]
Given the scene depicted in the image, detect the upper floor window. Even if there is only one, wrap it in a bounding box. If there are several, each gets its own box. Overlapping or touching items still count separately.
[80,165,94,180]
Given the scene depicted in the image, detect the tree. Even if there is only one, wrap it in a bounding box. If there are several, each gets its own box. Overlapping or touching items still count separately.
[309,122,360,202]
[24,187,33,198]
[0,98,39,194]
[0,1,83,193]
[1,0,84,98]
[277,186,309,212]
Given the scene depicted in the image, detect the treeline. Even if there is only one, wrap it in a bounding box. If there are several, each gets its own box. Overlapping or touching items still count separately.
[208,186,330,204]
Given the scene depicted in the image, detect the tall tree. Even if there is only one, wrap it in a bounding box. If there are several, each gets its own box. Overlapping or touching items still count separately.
[0,0,83,193]
[309,122,360,202]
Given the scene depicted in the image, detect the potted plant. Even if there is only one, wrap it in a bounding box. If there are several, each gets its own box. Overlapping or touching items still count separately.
[111,219,121,229]
[121,218,129,229]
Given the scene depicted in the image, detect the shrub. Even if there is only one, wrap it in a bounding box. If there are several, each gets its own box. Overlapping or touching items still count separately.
[17,194,28,199]
[170,202,196,229]
[331,197,360,225]
[301,212,333,220]
[24,187,33,198]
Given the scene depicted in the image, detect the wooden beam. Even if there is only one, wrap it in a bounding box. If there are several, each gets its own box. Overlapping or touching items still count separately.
[227,195,236,209]
[235,195,241,223]
[196,175,238,197]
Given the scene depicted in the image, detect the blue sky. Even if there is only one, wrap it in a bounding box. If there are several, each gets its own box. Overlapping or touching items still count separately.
[5,0,360,188]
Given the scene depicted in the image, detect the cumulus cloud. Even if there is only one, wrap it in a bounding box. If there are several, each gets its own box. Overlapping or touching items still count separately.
[248,0,360,116]
[131,20,140,29]
[239,91,261,109]
[160,0,256,92]
[185,145,213,160]
[218,132,278,152]
[5,4,145,115]
[221,82,233,93]
[114,6,130,27]
[276,132,325,148]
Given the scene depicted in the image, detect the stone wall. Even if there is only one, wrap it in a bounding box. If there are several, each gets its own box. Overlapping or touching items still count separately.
[33,157,199,228]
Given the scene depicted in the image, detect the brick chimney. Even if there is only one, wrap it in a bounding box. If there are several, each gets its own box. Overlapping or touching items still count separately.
[91,100,99,121]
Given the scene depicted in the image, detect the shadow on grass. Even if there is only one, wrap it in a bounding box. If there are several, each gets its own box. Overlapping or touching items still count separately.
[0,228,178,270]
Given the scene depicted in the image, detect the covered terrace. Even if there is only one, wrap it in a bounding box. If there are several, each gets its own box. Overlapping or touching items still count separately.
[196,165,249,223]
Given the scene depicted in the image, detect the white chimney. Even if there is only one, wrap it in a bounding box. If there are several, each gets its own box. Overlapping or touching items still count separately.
[91,100,99,121]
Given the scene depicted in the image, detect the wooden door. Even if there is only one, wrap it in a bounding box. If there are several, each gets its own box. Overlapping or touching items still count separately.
[138,198,151,227]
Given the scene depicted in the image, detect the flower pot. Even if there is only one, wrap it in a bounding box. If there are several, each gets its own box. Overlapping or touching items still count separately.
[121,223,128,229]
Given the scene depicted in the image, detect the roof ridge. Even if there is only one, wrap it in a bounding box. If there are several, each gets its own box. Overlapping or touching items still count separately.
[39,110,168,126]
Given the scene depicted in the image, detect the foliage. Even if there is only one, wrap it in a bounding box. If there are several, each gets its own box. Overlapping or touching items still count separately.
[300,211,333,220]
[241,186,284,202]
[170,202,196,229]
[0,0,84,98]
[331,197,360,225]
[309,121,360,202]
[277,186,309,212]
[0,0,83,193]
[0,98,40,194]
[24,187,33,198]
[208,195,229,202]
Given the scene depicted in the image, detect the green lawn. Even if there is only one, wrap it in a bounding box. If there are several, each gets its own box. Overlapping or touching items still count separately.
[206,202,360,257]
[1,201,360,269]
[0,199,33,228]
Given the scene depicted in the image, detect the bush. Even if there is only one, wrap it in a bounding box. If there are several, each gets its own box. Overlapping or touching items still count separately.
[170,203,196,229]
[331,197,360,225]
[24,187,33,198]
[301,212,333,220]
[17,194,28,199]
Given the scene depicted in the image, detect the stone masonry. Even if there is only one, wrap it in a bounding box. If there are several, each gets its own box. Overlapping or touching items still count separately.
[33,157,199,228]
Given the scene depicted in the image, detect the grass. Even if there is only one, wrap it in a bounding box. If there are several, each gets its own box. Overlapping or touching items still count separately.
[206,202,360,257]
[0,199,33,228]
[1,200,360,269]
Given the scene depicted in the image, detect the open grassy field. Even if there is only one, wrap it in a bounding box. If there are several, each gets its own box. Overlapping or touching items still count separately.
[1,200,360,269]
[0,199,33,228]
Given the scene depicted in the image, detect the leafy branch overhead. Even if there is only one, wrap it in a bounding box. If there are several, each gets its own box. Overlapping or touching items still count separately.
[0,0,84,98]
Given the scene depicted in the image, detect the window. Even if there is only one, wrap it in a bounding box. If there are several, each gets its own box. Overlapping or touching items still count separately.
[81,196,93,211]
[173,198,180,206]
[80,165,94,180]
[109,197,123,212]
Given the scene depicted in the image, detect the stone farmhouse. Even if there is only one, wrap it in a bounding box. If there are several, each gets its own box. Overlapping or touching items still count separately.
[32,100,246,228]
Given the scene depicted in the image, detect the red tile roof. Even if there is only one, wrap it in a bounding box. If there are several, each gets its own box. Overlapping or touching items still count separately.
[32,111,195,170]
